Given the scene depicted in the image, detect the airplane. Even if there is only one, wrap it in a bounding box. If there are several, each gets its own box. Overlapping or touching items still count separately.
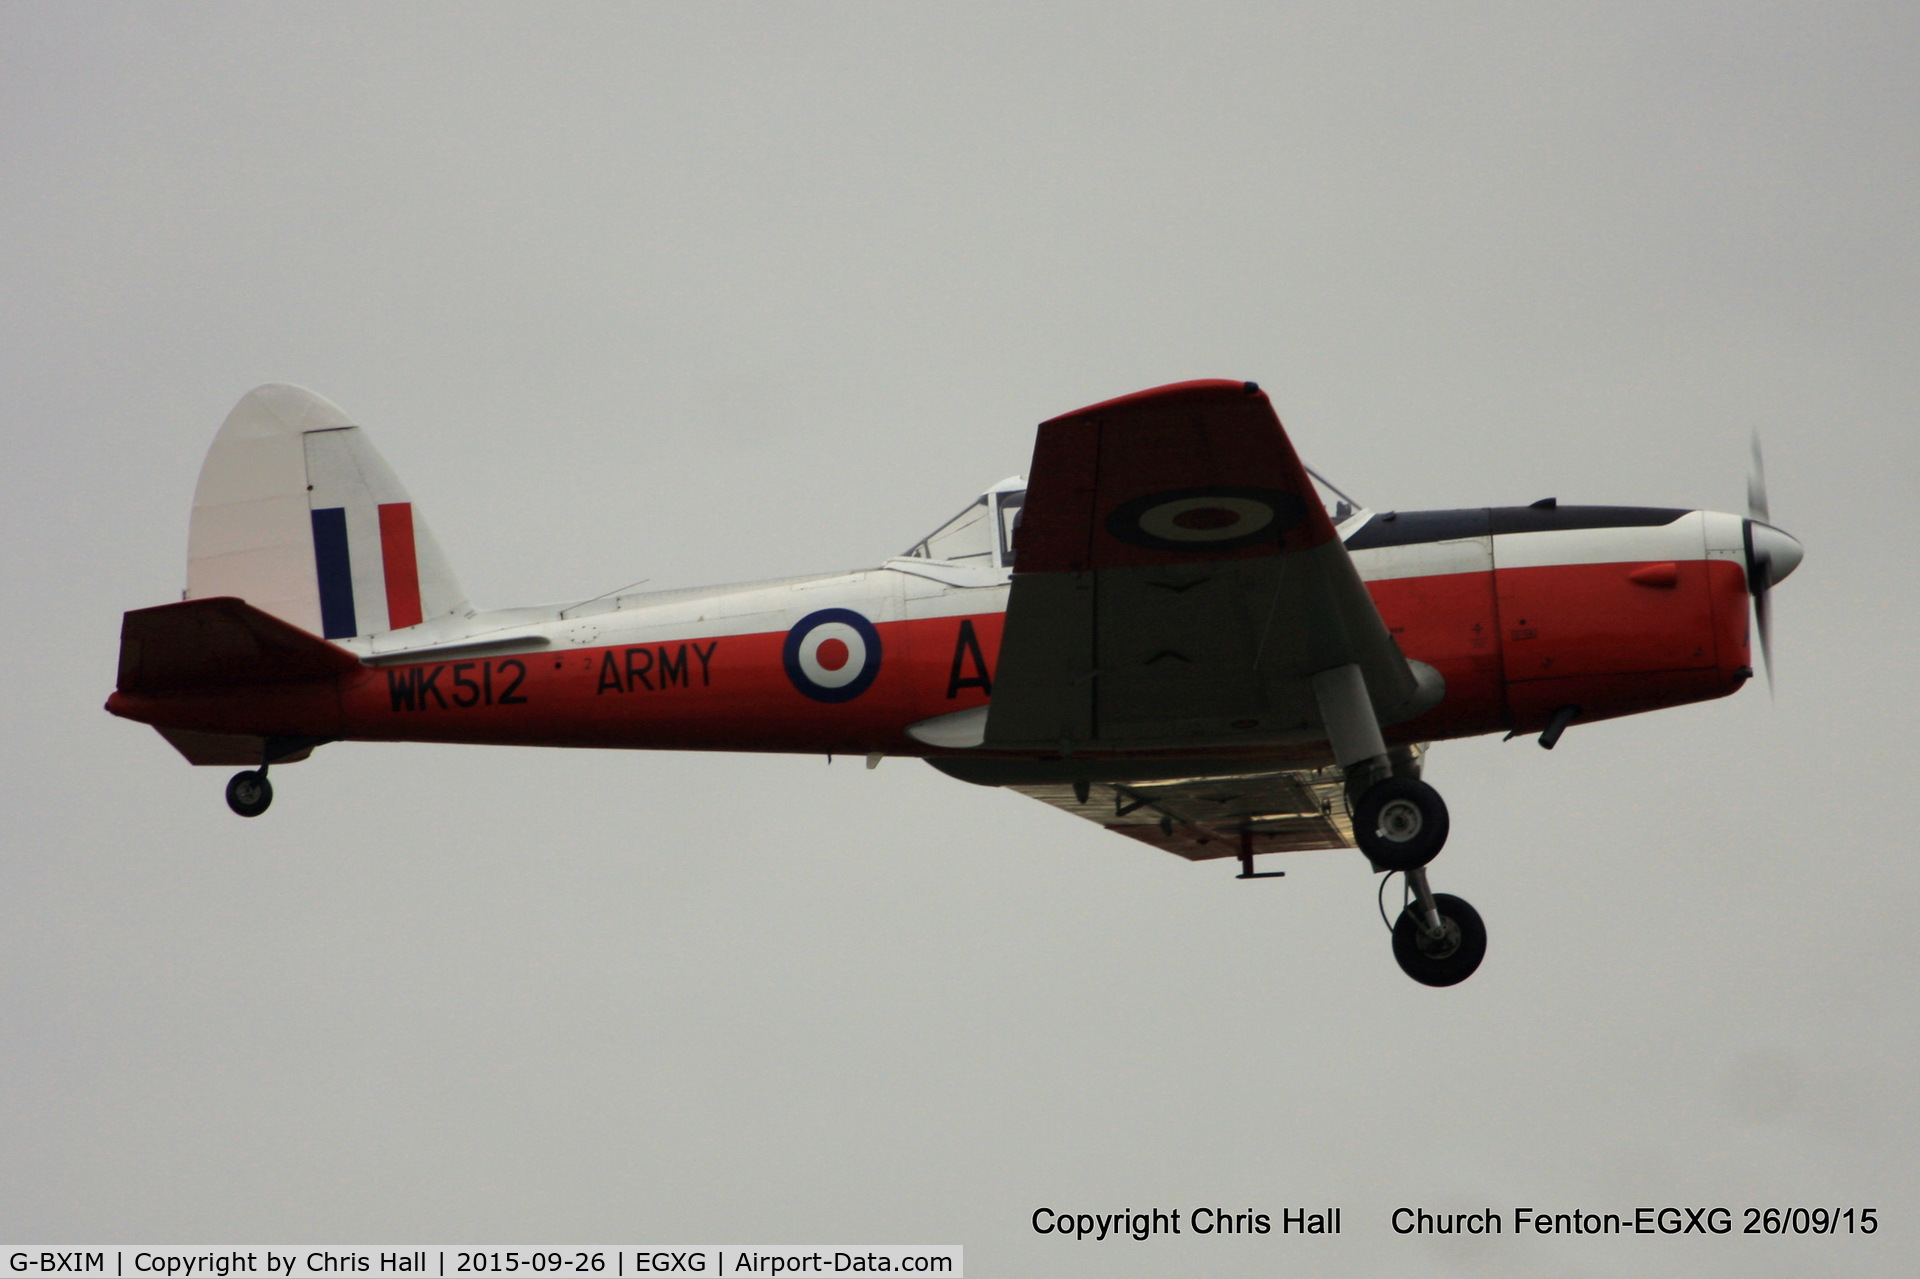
[105,379,1803,986]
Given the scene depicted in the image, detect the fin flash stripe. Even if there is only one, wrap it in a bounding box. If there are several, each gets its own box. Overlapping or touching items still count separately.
[378,502,423,629]
[311,507,357,639]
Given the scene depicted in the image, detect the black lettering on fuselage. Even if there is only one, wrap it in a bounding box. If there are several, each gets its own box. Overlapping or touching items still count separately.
[946,618,993,698]
[658,644,689,688]
[496,658,528,704]
[385,660,529,711]
[594,641,719,694]
[416,664,447,709]
[452,662,481,707]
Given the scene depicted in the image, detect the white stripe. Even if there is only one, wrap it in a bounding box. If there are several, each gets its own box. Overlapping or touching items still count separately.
[1351,538,1491,582]
[1493,512,1705,569]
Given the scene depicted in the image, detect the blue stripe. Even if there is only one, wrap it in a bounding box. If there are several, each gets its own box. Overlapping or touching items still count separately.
[311,507,358,639]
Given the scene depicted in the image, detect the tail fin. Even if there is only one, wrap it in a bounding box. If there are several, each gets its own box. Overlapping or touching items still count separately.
[186,384,469,639]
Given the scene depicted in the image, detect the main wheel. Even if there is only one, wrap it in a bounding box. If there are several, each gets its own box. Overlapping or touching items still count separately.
[1392,892,1486,987]
[1353,776,1449,870]
[225,769,273,817]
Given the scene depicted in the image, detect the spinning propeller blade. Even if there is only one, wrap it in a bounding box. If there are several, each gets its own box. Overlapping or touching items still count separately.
[1743,434,1803,696]
[1749,434,1773,693]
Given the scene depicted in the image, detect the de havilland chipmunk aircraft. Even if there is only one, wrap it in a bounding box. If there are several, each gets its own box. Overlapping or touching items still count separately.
[106,379,1802,985]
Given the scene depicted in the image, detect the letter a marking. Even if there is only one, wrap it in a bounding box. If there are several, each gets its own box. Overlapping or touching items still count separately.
[946,618,993,698]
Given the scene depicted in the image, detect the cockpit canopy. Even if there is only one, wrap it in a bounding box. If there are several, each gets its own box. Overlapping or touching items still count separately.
[902,476,1026,570]
[902,469,1369,569]
[1309,467,1372,536]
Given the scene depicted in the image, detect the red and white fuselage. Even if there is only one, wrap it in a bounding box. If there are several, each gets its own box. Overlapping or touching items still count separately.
[108,497,1791,766]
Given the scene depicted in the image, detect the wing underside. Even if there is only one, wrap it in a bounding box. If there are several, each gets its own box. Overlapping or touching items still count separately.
[1005,747,1422,861]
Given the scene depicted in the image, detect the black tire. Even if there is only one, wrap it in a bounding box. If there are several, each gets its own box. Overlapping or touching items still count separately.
[1353,776,1449,871]
[1392,892,1486,987]
[225,769,273,818]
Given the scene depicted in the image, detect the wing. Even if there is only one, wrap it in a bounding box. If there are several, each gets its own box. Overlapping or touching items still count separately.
[986,380,1438,757]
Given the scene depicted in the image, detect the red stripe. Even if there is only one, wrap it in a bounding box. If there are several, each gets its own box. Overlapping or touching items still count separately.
[377,502,424,629]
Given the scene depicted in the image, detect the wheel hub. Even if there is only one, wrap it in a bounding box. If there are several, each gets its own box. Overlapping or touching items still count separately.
[1377,797,1424,843]
[1413,915,1462,960]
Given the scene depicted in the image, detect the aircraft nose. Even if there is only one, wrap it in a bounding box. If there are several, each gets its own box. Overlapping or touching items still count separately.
[1748,521,1803,587]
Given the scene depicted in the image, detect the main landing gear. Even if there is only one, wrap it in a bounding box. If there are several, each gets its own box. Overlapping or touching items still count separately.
[1352,773,1486,986]
[1310,664,1486,986]
[1351,774,1484,984]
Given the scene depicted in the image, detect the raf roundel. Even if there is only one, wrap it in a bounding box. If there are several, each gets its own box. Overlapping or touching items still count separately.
[1104,484,1308,553]
[783,608,884,703]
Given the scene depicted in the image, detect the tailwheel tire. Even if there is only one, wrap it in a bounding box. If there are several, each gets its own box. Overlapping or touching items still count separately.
[225,770,273,818]
[1353,776,1449,871]
[1392,892,1486,987]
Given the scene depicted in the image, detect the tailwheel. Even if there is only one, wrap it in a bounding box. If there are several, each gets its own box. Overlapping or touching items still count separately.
[225,769,273,818]
[1392,888,1485,987]
[1354,776,1449,871]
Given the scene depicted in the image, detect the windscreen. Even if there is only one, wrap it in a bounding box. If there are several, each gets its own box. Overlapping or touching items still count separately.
[1308,467,1370,534]
[903,486,1026,568]
[903,496,996,565]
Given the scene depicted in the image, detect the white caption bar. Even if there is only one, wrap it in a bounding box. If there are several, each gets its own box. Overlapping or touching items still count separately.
[3,1250,961,1279]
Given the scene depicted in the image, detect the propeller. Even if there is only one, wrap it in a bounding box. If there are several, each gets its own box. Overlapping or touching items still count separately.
[1743,434,1803,695]
[1747,436,1773,692]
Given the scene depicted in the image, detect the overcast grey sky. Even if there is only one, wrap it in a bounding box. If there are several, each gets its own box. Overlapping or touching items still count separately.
[3,4,1917,1274]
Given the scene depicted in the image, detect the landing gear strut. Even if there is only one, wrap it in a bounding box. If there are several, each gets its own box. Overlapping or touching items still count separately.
[1308,663,1484,985]
[1313,664,1451,872]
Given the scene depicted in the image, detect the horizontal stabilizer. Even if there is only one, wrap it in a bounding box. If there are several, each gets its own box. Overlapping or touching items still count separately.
[117,596,362,695]
[153,726,320,766]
